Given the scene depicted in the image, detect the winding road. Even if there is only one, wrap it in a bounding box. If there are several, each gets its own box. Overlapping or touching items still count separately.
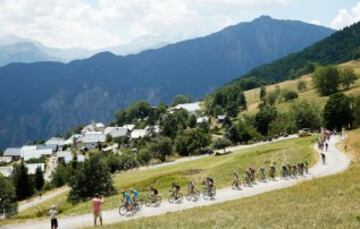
[1,135,351,229]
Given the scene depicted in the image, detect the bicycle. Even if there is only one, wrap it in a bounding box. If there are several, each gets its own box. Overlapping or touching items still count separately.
[119,199,142,215]
[145,194,161,207]
[168,191,183,203]
[203,186,216,199]
[186,189,200,201]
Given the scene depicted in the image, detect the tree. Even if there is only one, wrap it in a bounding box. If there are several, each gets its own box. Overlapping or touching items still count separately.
[323,93,354,130]
[175,129,211,156]
[161,114,179,138]
[339,67,358,90]
[137,148,152,165]
[175,135,189,156]
[188,115,197,128]
[297,80,307,91]
[151,137,173,162]
[68,153,115,203]
[12,163,34,200]
[238,92,247,110]
[282,90,299,101]
[226,101,239,117]
[290,100,322,130]
[213,138,231,153]
[269,112,296,136]
[51,163,69,188]
[254,106,277,135]
[260,86,267,101]
[0,175,17,217]
[226,125,240,144]
[172,95,193,106]
[34,166,44,192]
[312,65,341,96]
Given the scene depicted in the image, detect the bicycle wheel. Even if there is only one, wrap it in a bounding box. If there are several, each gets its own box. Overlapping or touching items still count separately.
[145,198,152,207]
[119,205,127,215]
[177,192,183,202]
[186,193,192,201]
[194,190,200,199]
[155,196,161,206]
[211,186,216,197]
[168,194,175,203]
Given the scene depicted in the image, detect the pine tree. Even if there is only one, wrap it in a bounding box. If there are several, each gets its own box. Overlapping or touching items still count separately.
[12,162,34,200]
[34,166,44,192]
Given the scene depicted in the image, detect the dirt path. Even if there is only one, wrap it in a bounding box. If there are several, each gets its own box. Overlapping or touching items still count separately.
[1,135,350,229]
[17,186,70,213]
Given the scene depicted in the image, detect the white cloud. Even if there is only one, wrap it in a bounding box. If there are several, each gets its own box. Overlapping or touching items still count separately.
[0,0,290,50]
[330,2,360,29]
[310,19,321,25]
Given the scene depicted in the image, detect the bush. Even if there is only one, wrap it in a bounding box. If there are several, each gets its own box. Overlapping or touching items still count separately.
[282,90,299,101]
[297,80,307,91]
[213,137,232,150]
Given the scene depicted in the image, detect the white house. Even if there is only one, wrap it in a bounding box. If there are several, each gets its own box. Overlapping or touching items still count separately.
[104,127,128,138]
[173,102,201,114]
[196,116,209,124]
[0,157,12,164]
[25,163,45,175]
[81,121,105,134]
[3,148,21,159]
[81,132,106,149]
[217,115,227,123]
[22,148,53,161]
[122,124,135,132]
[131,129,148,139]
[56,151,85,163]
[64,134,82,145]
[45,137,66,147]
[145,125,161,135]
[0,166,13,177]
[102,143,119,153]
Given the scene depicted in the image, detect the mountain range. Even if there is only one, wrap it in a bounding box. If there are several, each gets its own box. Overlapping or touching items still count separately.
[0,34,168,67]
[0,16,335,148]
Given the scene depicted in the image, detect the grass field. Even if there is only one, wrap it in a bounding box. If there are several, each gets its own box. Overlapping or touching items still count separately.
[243,60,360,114]
[1,137,315,225]
[86,129,360,229]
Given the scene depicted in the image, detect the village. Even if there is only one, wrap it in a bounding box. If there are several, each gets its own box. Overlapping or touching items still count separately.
[0,101,225,183]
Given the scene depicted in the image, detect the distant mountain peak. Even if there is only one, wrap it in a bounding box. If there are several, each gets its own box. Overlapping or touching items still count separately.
[253,15,273,21]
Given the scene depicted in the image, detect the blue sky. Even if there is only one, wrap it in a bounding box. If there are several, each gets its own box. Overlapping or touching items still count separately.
[0,0,359,49]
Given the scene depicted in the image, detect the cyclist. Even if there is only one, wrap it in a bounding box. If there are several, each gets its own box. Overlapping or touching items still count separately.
[188,181,195,194]
[304,161,309,174]
[325,142,329,152]
[281,165,287,178]
[292,164,297,177]
[244,169,251,185]
[259,167,266,181]
[121,190,132,211]
[130,188,140,207]
[205,177,214,196]
[171,182,181,200]
[149,186,159,203]
[249,167,256,182]
[269,164,276,179]
[233,171,240,188]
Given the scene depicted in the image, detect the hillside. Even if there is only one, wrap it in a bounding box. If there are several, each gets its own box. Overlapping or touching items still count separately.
[243,60,360,114]
[0,16,334,148]
[225,20,360,90]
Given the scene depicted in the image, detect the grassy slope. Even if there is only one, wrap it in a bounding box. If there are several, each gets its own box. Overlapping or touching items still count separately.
[88,129,360,229]
[1,137,315,225]
[244,60,360,114]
